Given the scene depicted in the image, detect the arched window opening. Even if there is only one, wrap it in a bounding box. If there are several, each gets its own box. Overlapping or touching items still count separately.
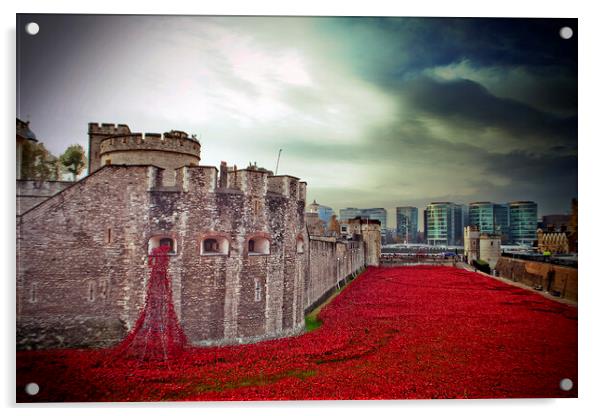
[204,238,219,253]
[200,236,229,256]
[148,235,177,255]
[159,238,175,253]
[296,238,304,254]
[248,236,270,255]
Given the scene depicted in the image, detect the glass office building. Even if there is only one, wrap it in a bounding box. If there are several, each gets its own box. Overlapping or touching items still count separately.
[317,205,334,224]
[509,201,538,245]
[396,206,418,243]
[339,208,363,222]
[425,202,464,246]
[468,202,509,241]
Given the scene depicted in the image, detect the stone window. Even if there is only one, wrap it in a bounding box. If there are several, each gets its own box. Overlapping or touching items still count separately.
[105,159,112,165]
[99,279,108,299]
[254,279,262,302]
[30,282,38,303]
[248,237,270,255]
[105,228,112,244]
[148,235,177,255]
[296,238,304,254]
[201,236,229,256]
[87,281,95,302]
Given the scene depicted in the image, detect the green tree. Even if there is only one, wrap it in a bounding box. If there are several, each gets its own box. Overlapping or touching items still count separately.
[21,141,58,181]
[59,144,87,181]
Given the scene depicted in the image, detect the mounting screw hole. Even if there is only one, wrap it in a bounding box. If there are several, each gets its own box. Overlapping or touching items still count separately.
[25,382,40,395]
[559,26,573,40]
[25,22,40,36]
[559,378,573,391]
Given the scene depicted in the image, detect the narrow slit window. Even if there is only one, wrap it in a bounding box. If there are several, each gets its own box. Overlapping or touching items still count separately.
[30,282,38,303]
[88,281,95,302]
[254,279,262,302]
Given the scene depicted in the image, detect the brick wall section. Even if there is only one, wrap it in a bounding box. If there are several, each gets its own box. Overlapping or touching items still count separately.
[495,257,577,301]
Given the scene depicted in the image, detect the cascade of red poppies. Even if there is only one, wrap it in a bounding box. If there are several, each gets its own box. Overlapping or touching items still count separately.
[113,245,187,362]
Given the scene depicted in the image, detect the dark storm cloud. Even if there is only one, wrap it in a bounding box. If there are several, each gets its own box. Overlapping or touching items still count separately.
[396,76,577,148]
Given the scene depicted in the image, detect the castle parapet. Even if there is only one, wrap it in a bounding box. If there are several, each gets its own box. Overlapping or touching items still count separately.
[176,166,218,193]
[99,132,200,158]
[226,169,268,197]
[88,122,131,136]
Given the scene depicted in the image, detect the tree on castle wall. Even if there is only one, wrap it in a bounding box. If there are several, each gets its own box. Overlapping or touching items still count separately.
[59,144,87,181]
[20,141,61,181]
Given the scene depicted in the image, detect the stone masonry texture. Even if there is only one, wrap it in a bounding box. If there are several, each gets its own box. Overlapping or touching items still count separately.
[16,124,379,350]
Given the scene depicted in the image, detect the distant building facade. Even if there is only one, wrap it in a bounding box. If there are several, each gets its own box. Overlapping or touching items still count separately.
[537,229,569,254]
[424,202,464,246]
[318,205,334,225]
[509,201,538,245]
[339,207,387,241]
[307,200,334,226]
[540,214,570,232]
[395,206,418,243]
[468,202,510,242]
[463,225,502,269]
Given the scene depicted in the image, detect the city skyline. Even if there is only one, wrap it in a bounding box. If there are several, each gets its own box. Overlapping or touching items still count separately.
[18,15,577,221]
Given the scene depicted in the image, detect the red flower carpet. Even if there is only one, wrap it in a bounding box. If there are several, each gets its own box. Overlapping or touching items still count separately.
[16,266,577,401]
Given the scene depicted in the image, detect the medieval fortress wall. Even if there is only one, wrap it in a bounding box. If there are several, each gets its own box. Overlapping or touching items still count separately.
[16,122,379,349]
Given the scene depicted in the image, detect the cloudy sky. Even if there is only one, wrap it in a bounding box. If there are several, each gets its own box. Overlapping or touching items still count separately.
[17,15,577,229]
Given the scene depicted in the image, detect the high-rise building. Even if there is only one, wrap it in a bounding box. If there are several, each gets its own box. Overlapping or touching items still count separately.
[317,205,334,224]
[468,202,510,241]
[339,208,363,222]
[509,201,538,245]
[424,202,464,246]
[396,206,418,243]
[339,207,387,240]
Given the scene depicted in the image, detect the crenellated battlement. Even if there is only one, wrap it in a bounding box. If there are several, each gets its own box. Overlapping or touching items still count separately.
[88,122,131,136]
[166,164,306,203]
[99,132,200,158]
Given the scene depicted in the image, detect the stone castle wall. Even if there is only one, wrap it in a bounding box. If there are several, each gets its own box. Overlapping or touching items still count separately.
[495,257,577,301]
[305,237,365,310]
[16,164,313,349]
[17,122,378,350]
[16,180,73,215]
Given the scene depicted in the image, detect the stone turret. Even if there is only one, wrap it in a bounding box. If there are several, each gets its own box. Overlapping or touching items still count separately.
[88,123,201,185]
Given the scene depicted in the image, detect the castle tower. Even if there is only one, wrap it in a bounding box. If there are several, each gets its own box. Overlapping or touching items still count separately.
[88,123,132,174]
[360,219,381,266]
[88,123,201,185]
[464,225,480,263]
[479,233,501,269]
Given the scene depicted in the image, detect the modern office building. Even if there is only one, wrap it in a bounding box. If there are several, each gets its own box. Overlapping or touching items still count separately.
[468,202,510,242]
[508,201,538,245]
[396,206,418,243]
[317,205,334,224]
[424,202,464,246]
[339,207,363,222]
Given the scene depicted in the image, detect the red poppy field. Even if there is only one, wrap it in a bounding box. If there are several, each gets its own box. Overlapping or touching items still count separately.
[16,266,577,402]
